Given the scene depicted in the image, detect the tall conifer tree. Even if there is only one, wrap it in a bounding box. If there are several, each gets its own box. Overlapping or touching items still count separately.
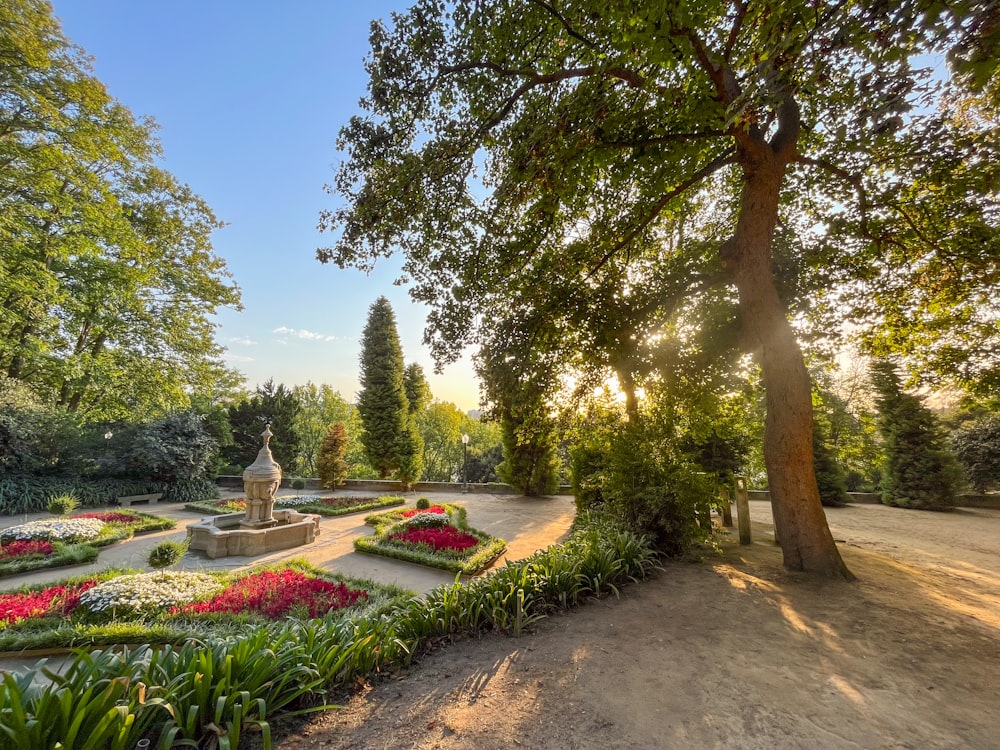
[357,297,423,483]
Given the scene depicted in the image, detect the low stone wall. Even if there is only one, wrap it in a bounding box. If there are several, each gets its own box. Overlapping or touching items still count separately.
[215,476,574,496]
[745,489,999,509]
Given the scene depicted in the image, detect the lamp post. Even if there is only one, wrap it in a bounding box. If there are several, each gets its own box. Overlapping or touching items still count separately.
[461,433,469,493]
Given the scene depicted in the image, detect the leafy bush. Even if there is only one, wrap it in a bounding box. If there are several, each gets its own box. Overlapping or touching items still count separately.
[317,423,350,489]
[291,477,307,491]
[950,413,1000,492]
[415,496,430,510]
[46,493,80,516]
[148,539,190,569]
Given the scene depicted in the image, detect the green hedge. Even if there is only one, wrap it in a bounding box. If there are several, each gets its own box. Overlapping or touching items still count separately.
[0,476,219,514]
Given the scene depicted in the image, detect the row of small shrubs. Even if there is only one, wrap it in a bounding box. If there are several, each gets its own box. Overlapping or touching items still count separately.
[3,518,657,749]
[0,476,219,514]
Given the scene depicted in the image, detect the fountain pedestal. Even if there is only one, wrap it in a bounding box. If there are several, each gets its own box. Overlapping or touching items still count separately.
[187,425,321,559]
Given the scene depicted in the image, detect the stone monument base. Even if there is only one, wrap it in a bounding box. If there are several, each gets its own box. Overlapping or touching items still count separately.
[187,509,321,559]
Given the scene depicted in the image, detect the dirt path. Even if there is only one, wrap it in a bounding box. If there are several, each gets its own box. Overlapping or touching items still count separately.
[276,502,1000,750]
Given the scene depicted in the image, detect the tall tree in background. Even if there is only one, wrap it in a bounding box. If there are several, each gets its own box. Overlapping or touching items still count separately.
[321,1,999,577]
[225,379,301,470]
[871,361,960,510]
[357,297,422,482]
[317,423,350,489]
[0,0,241,421]
[403,363,432,414]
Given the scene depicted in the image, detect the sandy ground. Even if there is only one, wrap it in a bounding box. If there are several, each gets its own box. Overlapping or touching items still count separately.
[3,495,999,749]
[273,501,1000,750]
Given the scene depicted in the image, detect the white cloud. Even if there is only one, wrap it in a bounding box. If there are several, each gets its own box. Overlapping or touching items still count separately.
[228,336,258,346]
[272,326,340,343]
[224,354,255,363]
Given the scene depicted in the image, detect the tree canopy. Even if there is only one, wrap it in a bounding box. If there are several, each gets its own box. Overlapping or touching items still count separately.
[0,0,241,422]
[321,1,998,576]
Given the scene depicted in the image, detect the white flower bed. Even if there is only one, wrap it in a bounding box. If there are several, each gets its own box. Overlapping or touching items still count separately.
[275,495,325,507]
[406,511,449,528]
[79,571,224,616]
[1,517,106,543]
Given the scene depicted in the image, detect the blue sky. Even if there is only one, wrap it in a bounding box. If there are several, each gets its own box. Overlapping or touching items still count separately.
[51,1,481,410]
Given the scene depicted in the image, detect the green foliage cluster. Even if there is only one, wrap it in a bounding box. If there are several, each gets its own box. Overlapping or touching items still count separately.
[225,379,302,470]
[357,297,423,486]
[949,413,1000,492]
[0,2,241,422]
[46,494,80,516]
[813,422,849,507]
[0,542,100,578]
[1,519,655,748]
[317,423,349,489]
[871,361,961,510]
[147,539,189,569]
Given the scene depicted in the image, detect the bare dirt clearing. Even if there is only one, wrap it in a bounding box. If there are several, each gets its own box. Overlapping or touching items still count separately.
[277,502,1000,750]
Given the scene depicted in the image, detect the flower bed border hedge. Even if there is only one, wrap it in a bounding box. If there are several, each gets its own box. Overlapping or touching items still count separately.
[184,494,405,517]
[0,510,177,579]
[355,503,506,574]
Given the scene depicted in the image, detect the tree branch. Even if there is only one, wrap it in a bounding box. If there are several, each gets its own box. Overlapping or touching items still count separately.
[795,156,869,230]
[529,0,598,48]
[596,130,727,149]
[724,0,749,61]
[588,149,736,277]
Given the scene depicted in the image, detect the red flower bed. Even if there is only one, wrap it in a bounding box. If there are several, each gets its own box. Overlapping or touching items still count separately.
[0,580,99,625]
[400,505,447,517]
[0,540,55,560]
[73,512,141,525]
[174,570,368,619]
[389,525,480,551]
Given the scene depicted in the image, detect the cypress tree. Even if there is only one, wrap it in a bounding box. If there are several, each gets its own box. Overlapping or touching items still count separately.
[357,297,422,483]
[871,361,959,510]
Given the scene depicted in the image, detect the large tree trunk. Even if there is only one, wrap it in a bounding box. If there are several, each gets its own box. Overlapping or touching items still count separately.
[730,145,854,580]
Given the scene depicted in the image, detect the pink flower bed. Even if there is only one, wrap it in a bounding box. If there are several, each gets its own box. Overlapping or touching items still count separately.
[0,580,99,625]
[400,505,447,518]
[389,525,480,551]
[73,512,142,525]
[174,570,368,619]
[0,540,55,561]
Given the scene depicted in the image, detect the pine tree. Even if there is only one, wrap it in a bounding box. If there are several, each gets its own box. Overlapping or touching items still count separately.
[813,421,848,507]
[357,297,422,483]
[317,423,349,490]
[224,379,301,470]
[871,361,959,510]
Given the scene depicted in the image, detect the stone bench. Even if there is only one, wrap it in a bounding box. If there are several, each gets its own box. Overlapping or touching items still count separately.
[116,493,163,508]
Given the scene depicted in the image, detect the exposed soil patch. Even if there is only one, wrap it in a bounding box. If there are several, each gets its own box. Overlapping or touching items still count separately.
[276,503,1000,750]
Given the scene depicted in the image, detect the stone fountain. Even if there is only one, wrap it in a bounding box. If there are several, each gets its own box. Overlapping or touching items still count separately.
[187,425,321,559]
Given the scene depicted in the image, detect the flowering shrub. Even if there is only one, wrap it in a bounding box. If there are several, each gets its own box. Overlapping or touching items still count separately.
[1,518,105,543]
[401,506,447,518]
[72,511,144,525]
[275,495,326,507]
[0,580,99,624]
[175,570,368,619]
[389,525,481,551]
[0,540,55,560]
[79,571,223,617]
[203,498,248,513]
